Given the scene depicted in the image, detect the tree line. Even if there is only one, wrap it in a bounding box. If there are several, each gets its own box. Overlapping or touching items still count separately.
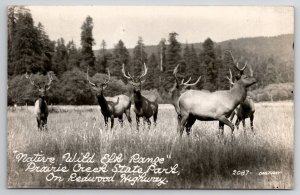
[7,6,294,105]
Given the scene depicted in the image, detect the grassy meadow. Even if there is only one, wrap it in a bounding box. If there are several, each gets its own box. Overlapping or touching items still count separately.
[7,102,294,189]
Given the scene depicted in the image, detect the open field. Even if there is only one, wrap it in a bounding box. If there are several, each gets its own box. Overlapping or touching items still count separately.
[7,101,294,189]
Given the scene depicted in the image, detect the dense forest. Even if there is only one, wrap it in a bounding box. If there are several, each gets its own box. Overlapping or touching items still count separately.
[7,6,294,105]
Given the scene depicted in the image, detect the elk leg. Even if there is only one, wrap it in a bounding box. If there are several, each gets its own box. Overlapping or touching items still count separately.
[219,121,224,135]
[37,118,41,130]
[153,110,158,127]
[179,114,189,137]
[235,118,240,130]
[118,115,123,128]
[218,116,234,134]
[125,109,132,124]
[250,114,254,132]
[146,118,151,129]
[110,116,114,129]
[242,119,246,131]
[43,117,48,131]
[185,116,196,136]
[176,114,181,133]
[136,115,140,131]
[104,117,108,129]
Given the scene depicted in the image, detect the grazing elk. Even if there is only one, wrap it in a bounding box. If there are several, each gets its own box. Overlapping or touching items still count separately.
[25,72,53,130]
[227,65,256,132]
[122,63,158,130]
[177,64,256,136]
[87,68,132,129]
[169,64,201,115]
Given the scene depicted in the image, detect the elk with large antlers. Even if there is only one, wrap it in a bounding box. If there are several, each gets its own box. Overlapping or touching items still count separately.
[169,63,201,115]
[25,72,53,130]
[177,55,256,136]
[87,68,132,129]
[227,64,256,132]
[122,63,158,131]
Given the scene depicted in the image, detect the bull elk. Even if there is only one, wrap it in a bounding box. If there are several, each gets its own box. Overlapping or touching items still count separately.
[177,59,256,136]
[169,64,201,115]
[25,72,53,130]
[122,63,158,131]
[87,68,132,129]
[227,63,256,132]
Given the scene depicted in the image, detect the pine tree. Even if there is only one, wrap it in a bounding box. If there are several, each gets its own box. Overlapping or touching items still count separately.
[182,44,191,75]
[157,38,167,93]
[96,40,111,73]
[36,22,55,74]
[66,40,81,70]
[201,38,217,91]
[164,32,182,90]
[53,38,68,76]
[158,38,166,72]
[112,40,130,79]
[144,53,159,90]
[189,44,201,89]
[132,37,148,76]
[11,10,42,75]
[80,16,95,74]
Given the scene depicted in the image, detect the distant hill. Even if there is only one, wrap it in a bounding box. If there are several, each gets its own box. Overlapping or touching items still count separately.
[218,34,294,64]
[95,34,294,65]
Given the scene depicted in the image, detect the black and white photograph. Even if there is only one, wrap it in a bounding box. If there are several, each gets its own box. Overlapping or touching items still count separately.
[7,5,294,189]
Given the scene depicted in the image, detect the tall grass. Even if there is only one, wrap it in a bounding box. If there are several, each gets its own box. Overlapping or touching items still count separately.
[7,102,293,189]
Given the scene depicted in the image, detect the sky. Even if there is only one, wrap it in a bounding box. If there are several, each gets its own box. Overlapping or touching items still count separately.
[28,6,294,49]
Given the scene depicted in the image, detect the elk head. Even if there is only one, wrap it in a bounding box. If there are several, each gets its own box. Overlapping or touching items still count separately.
[122,63,148,94]
[87,68,111,97]
[228,50,248,80]
[25,72,53,98]
[169,63,201,97]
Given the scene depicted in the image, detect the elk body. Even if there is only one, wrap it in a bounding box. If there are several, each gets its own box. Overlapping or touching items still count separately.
[122,63,158,130]
[226,55,256,132]
[25,73,53,130]
[177,64,256,136]
[230,97,255,131]
[87,69,132,129]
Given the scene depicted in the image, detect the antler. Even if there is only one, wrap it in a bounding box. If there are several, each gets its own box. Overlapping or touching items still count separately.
[248,64,254,77]
[86,67,97,87]
[173,64,180,83]
[228,50,247,72]
[181,76,201,86]
[181,77,191,85]
[139,63,148,78]
[103,69,111,85]
[122,64,132,79]
[173,63,201,87]
[45,73,53,90]
[25,72,40,88]
[226,69,234,86]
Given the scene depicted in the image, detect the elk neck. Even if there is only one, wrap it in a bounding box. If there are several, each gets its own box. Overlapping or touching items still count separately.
[97,92,110,115]
[171,87,181,102]
[229,82,247,107]
[133,90,143,110]
[38,96,47,113]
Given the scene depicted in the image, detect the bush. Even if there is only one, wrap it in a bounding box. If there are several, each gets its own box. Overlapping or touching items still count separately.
[251,82,293,102]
